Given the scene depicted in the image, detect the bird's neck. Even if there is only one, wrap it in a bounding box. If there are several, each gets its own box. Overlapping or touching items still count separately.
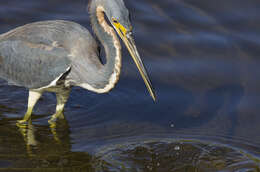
[85,4,122,93]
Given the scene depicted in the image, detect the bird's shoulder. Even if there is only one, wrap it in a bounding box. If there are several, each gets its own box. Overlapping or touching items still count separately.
[0,20,98,54]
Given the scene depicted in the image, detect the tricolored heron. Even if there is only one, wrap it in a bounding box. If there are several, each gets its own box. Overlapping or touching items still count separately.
[0,0,155,124]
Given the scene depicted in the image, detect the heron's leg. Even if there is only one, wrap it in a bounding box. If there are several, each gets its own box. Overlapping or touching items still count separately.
[17,90,42,124]
[48,88,70,124]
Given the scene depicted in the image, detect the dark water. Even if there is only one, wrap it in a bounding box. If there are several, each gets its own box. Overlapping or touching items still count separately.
[0,0,260,171]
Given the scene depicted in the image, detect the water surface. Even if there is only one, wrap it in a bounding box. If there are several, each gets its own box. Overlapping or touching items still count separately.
[0,0,260,171]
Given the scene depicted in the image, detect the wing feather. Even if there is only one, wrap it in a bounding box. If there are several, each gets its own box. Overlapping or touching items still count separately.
[0,40,71,89]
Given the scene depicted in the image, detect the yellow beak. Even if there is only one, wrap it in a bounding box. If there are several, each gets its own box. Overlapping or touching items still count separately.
[113,23,156,101]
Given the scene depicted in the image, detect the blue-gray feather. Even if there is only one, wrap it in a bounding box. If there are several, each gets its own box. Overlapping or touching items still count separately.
[0,40,70,88]
[0,20,103,89]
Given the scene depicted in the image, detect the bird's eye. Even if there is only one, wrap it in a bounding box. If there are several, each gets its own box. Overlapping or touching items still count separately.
[112,18,119,24]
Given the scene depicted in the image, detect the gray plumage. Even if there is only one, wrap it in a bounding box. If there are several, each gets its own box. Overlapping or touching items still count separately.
[0,20,101,89]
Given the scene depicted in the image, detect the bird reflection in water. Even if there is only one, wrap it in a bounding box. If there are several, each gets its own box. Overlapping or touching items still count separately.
[16,119,70,157]
[16,119,71,157]
[17,119,37,157]
[13,118,101,170]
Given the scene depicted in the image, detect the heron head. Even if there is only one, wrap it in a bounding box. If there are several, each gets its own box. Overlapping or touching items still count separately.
[93,0,156,101]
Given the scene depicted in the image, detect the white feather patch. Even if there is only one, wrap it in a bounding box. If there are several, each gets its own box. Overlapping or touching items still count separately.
[35,66,71,91]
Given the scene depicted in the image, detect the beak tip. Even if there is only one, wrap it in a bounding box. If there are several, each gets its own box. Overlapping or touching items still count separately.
[151,93,156,102]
